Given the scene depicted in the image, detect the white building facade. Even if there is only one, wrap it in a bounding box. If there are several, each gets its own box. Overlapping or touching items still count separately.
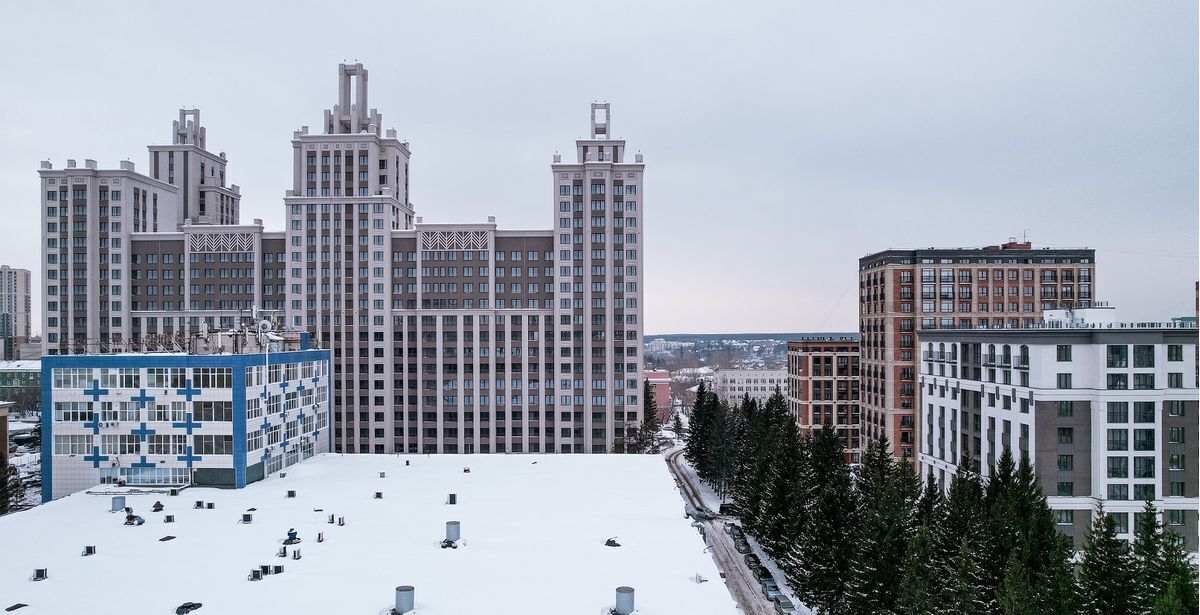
[41,344,331,501]
[917,315,1198,551]
[713,367,787,406]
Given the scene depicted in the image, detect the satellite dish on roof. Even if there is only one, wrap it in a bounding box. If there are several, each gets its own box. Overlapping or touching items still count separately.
[258,320,272,334]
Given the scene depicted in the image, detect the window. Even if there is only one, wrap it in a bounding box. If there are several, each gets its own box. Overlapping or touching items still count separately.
[1107,402,1128,423]
[1134,456,1155,478]
[1106,345,1128,368]
[1167,345,1183,361]
[1056,482,1073,496]
[1133,402,1155,423]
[1168,454,1185,471]
[193,434,234,455]
[1056,345,1072,361]
[1056,373,1072,389]
[1106,374,1128,390]
[1133,374,1155,390]
[1166,510,1185,526]
[1134,484,1155,501]
[1058,427,1074,444]
[1056,455,1074,471]
[1133,429,1155,451]
[53,434,92,455]
[1108,484,1129,500]
[1169,482,1186,497]
[1055,401,1072,417]
[148,434,187,455]
[1168,427,1184,444]
[1107,456,1128,478]
[1133,345,1155,368]
[1055,510,1074,525]
[1107,512,1129,534]
[1167,373,1183,388]
[1107,429,1128,451]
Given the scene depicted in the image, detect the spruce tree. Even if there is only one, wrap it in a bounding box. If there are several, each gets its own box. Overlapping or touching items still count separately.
[1008,453,1076,614]
[896,521,940,615]
[638,380,662,454]
[758,414,804,559]
[795,423,856,613]
[1134,499,1166,605]
[1155,529,1199,613]
[671,412,683,440]
[946,532,992,615]
[684,383,710,473]
[844,436,918,614]
[1077,503,1138,615]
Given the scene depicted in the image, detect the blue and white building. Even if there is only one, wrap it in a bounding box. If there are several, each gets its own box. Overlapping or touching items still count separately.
[41,331,330,501]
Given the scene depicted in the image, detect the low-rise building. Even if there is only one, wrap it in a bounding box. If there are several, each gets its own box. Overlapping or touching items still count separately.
[41,327,331,501]
[644,369,672,424]
[712,367,786,406]
[786,335,861,461]
[917,308,1198,551]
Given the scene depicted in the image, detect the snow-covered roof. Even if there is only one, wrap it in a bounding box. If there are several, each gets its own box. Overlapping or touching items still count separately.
[0,360,40,372]
[0,453,733,614]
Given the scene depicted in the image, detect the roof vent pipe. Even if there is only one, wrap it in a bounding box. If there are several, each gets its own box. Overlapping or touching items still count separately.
[615,586,635,615]
[446,521,460,542]
[447,493,456,505]
[393,585,415,614]
[111,496,126,512]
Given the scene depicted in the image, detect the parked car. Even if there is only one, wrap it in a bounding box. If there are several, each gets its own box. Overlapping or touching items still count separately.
[744,553,761,567]
[734,539,752,554]
[754,566,774,583]
[775,597,797,614]
[761,579,779,593]
[762,583,782,601]
[726,524,744,539]
[719,502,742,516]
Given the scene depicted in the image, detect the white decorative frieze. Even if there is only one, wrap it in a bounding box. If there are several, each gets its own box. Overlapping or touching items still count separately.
[420,230,489,251]
[188,232,255,253]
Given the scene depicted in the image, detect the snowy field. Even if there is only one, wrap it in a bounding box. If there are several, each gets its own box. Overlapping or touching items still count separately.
[0,453,735,615]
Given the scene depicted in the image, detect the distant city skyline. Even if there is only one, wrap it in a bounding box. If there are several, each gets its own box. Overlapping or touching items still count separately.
[0,1,1195,334]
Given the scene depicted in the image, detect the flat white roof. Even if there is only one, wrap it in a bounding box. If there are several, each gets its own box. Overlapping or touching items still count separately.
[0,361,40,372]
[0,454,733,614]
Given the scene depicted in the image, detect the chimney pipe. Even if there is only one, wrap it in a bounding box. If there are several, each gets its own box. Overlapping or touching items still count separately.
[615,586,635,615]
[445,521,460,542]
[394,585,415,613]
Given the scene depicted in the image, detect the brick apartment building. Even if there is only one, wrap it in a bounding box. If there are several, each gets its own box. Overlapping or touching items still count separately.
[786,335,861,462]
[38,63,645,455]
[859,241,1096,459]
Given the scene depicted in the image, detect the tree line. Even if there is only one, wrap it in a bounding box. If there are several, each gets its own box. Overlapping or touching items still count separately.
[683,384,1198,615]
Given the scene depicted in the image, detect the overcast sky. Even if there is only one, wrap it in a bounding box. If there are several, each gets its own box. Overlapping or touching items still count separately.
[0,1,1195,335]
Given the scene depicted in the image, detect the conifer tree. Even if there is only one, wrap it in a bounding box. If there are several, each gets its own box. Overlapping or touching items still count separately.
[794,423,856,613]
[637,379,661,454]
[757,415,804,559]
[1134,499,1167,605]
[896,521,940,615]
[0,465,24,515]
[844,436,918,614]
[671,412,683,440]
[945,531,992,615]
[1077,502,1138,615]
[1155,528,1199,613]
[684,382,710,472]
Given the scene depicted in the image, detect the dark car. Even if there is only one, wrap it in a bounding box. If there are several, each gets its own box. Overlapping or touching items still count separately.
[719,503,742,517]
[734,539,752,554]
[744,553,761,567]
[754,566,774,583]
[726,524,744,539]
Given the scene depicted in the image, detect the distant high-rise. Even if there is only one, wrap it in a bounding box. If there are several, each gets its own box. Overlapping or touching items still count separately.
[0,266,31,360]
[858,241,1097,459]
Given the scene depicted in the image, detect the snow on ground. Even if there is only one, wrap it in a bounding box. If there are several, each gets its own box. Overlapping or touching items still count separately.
[0,453,735,615]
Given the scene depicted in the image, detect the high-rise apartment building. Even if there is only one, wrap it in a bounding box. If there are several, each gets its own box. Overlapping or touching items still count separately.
[786,335,861,462]
[859,241,1096,459]
[39,64,645,455]
[0,266,31,360]
[916,309,1197,552]
[39,112,241,356]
